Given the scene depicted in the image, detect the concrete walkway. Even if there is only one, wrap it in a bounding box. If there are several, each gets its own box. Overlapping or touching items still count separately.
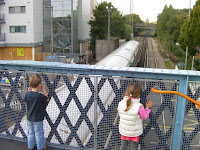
[0,138,57,150]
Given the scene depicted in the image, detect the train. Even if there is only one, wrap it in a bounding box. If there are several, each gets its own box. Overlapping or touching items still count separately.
[96,40,140,67]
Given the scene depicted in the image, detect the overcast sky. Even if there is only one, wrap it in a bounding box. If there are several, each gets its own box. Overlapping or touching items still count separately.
[97,0,197,22]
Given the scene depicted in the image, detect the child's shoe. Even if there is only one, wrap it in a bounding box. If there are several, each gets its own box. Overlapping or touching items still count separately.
[42,144,47,150]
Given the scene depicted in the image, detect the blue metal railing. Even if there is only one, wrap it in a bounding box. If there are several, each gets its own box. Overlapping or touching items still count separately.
[0,60,200,150]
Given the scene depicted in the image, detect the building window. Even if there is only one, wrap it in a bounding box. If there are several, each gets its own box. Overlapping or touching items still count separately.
[10,26,26,33]
[9,6,26,14]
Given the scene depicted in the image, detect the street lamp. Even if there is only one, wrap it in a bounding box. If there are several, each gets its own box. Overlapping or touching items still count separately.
[44,5,54,54]
[106,5,112,54]
[129,0,134,39]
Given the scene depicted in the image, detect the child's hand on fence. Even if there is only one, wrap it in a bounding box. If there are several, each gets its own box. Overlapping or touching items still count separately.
[28,87,32,91]
[146,100,153,108]
[41,84,48,100]
[41,84,46,92]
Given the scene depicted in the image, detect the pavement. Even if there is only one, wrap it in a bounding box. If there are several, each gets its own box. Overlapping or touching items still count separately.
[0,138,57,150]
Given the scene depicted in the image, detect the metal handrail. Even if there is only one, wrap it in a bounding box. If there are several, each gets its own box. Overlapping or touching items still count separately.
[151,87,200,109]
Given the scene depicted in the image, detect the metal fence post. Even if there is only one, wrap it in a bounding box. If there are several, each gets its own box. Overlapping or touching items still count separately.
[94,76,98,150]
[171,76,189,150]
[23,71,28,113]
[23,71,27,93]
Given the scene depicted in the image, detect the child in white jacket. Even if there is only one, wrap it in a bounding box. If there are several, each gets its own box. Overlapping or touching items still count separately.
[118,83,153,150]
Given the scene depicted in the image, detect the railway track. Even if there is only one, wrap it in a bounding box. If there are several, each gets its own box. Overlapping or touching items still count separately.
[136,35,147,67]
[136,31,165,69]
[147,37,157,68]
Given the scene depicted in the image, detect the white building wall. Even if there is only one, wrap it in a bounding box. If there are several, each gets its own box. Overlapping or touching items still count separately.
[78,0,91,41]
[90,0,97,18]
[0,0,43,45]
[33,0,43,43]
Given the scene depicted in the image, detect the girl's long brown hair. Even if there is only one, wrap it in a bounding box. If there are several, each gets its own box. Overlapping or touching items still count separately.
[124,83,141,112]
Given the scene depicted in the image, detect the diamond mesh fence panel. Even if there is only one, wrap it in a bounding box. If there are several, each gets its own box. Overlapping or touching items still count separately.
[181,81,200,150]
[0,70,200,149]
[0,70,26,138]
[96,77,178,150]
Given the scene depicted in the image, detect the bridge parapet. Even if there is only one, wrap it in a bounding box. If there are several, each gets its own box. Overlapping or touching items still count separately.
[135,23,156,29]
[0,60,200,150]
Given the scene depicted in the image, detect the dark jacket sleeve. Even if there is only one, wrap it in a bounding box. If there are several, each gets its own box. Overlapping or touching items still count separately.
[23,93,27,103]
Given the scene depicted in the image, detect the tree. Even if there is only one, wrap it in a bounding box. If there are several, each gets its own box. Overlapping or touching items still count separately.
[89,2,132,58]
[123,14,143,24]
[156,5,187,55]
[110,11,125,38]
[179,0,200,56]
[123,14,143,35]
[122,24,133,41]
[145,18,149,24]
[89,2,108,54]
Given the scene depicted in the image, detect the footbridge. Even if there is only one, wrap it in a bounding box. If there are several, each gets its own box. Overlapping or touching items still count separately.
[0,60,200,150]
[135,23,156,30]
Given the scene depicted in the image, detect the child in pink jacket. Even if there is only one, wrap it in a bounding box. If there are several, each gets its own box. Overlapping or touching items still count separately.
[118,83,153,150]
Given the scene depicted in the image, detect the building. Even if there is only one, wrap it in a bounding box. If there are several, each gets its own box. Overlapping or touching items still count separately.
[90,0,97,18]
[78,0,97,63]
[0,0,97,63]
[43,0,78,57]
[78,0,97,41]
[0,0,43,61]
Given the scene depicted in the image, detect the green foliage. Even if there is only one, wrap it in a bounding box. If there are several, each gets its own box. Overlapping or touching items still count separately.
[196,0,200,6]
[173,46,185,57]
[165,60,174,69]
[155,3,200,70]
[145,18,149,24]
[186,55,193,70]
[111,12,135,40]
[123,14,143,24]
[122,24,133,41]
[195,65,200,71]
[156,4,189,61]
[179,0,200,56]
[157,5,186,44]
[123,14,143,35]
[110,11,125,38]
[89,2,110,56]
[89,2,133,58]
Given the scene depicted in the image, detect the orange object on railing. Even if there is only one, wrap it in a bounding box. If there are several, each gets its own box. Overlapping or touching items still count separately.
[151,87,200,109]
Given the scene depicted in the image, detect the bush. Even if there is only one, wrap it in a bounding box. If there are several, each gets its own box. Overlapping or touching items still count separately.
[167,41,174,53]
[169,54,178,62]
[165,60,174,69]
[173,46,185,57]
